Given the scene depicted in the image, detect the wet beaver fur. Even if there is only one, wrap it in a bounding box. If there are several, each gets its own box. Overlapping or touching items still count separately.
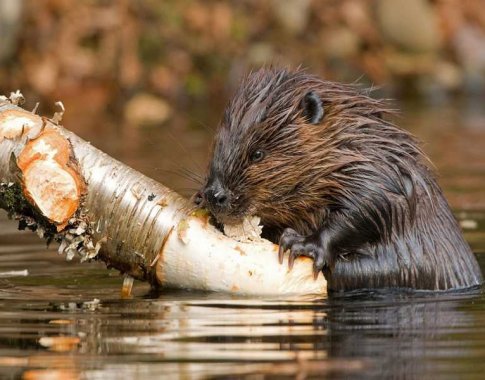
[195,68,483,292]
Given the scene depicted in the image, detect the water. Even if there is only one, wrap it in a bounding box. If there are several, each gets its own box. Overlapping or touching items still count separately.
[1,98,485,379]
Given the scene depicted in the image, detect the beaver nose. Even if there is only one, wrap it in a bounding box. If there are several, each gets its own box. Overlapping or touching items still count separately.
[204,180,230,209]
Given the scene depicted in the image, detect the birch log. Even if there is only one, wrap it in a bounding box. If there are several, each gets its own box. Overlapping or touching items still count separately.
[0,95,327,295]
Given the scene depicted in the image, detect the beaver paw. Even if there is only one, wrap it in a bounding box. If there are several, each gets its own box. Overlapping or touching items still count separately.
[278,228,329,279]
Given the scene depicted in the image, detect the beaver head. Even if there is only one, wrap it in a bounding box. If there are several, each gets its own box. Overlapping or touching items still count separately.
[196,68,411,235]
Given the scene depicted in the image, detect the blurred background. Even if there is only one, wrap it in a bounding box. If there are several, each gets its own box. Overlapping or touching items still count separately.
[1,3,485,379]
[1,0,485,207]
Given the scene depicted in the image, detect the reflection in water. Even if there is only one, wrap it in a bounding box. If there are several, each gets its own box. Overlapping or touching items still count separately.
[1,287,484,379]
[325,291,484,378]
[0,100,485,379]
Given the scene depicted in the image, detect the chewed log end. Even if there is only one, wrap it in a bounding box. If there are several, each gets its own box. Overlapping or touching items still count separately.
[17,128,85,229]
[1,107,85,229]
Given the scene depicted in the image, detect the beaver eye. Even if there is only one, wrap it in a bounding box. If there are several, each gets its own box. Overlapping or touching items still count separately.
[250,149,265,163]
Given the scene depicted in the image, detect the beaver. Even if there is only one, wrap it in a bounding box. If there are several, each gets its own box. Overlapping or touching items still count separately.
[195,68,483,292]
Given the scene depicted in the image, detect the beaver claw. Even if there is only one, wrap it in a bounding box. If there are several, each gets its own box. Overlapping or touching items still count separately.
[278,228,329,279]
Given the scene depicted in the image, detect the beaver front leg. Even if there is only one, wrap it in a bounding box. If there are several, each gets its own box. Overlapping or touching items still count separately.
[278,227,335,279]
[278,204,386,279]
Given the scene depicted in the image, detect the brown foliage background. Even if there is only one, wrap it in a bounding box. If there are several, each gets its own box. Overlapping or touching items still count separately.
[1,0,485,128]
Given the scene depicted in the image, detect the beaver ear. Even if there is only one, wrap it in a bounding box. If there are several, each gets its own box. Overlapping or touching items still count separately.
[301,91,324,124]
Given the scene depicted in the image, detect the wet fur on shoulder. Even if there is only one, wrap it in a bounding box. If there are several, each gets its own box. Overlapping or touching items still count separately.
[199,68,483,291]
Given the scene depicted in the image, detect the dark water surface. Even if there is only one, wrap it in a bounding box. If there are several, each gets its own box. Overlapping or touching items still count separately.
[1,98,485,379]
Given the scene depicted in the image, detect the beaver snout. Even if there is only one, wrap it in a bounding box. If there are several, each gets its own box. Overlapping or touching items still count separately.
[201,178,232,214]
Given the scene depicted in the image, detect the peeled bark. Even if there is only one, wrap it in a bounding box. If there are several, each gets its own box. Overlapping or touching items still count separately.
[0,96,327,295]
